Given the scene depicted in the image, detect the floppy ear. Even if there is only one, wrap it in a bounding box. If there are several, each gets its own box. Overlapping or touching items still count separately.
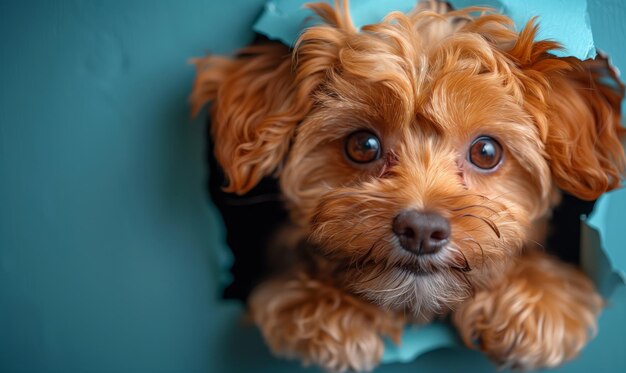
[191,42,306,195]
[190,3,354,195]
[545,56,625,200]
[509,24,626,201]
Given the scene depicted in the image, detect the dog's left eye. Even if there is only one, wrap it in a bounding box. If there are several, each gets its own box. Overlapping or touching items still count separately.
[468,136,503,171]
[345,131,382,163]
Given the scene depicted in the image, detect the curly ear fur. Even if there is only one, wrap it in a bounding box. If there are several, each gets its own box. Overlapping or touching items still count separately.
[509,23,625,200]
[190,43,308,194]
[189,2,355,195]
[544,57,625,200]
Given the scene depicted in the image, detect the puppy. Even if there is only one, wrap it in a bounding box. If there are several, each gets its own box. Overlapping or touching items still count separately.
[191,1,626,371]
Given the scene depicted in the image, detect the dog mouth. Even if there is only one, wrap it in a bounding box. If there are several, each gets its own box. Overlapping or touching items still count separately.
[307,234,472,278]
[392,244,472,276]
[395,261,438,275]
[396,262,430,275]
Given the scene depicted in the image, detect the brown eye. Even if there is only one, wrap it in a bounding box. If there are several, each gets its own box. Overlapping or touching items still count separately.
[345,131,382,163]
[468,136,503,170]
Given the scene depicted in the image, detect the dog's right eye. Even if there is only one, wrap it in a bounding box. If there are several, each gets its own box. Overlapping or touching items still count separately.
[345,131,381,163]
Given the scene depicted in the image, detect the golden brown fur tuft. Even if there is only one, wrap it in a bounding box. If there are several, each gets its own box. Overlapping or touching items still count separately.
[453,251,603,370]
[249,271,404,372]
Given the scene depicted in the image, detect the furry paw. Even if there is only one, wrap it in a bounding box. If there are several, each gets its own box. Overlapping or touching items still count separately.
[249,273,403,372]
[454,253,603,370]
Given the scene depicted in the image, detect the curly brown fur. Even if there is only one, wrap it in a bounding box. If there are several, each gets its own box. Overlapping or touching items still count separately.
[249,270,404,372]
[453,250,603,370]
[192,0,625,371]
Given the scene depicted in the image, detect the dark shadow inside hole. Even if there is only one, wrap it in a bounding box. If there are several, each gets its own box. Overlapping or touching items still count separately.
[547,194,596,265]
[206,129,289,302]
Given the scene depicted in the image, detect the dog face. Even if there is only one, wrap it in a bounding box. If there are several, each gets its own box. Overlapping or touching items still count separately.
[192,2,625,317]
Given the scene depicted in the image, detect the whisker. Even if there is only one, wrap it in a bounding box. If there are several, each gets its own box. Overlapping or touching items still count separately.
[458,213,501,238]
[456,249,472,272]
[450,203,500,216]
[460,236,485,267]
[528,239,546,251]
[485,191,517,204]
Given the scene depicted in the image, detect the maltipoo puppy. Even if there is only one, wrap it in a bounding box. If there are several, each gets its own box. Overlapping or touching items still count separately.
[192,1,625,371]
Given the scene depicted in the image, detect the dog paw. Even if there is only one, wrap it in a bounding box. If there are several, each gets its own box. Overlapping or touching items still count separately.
[454,253,603,370]
[249,273,403,372]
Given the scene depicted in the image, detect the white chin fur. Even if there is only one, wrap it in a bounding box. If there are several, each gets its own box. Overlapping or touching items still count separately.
[349,248,472,319]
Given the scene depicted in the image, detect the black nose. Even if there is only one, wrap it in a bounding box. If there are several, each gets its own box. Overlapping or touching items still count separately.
[392,210,451,255]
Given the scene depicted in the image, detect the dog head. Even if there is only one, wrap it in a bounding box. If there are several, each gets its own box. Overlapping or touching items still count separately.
[192,1,625,317]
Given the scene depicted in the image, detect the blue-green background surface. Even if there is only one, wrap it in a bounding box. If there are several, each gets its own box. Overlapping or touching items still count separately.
[1,1,625,372]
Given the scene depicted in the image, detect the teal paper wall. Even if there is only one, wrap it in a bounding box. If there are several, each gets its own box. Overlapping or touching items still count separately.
[0,1,624,372]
